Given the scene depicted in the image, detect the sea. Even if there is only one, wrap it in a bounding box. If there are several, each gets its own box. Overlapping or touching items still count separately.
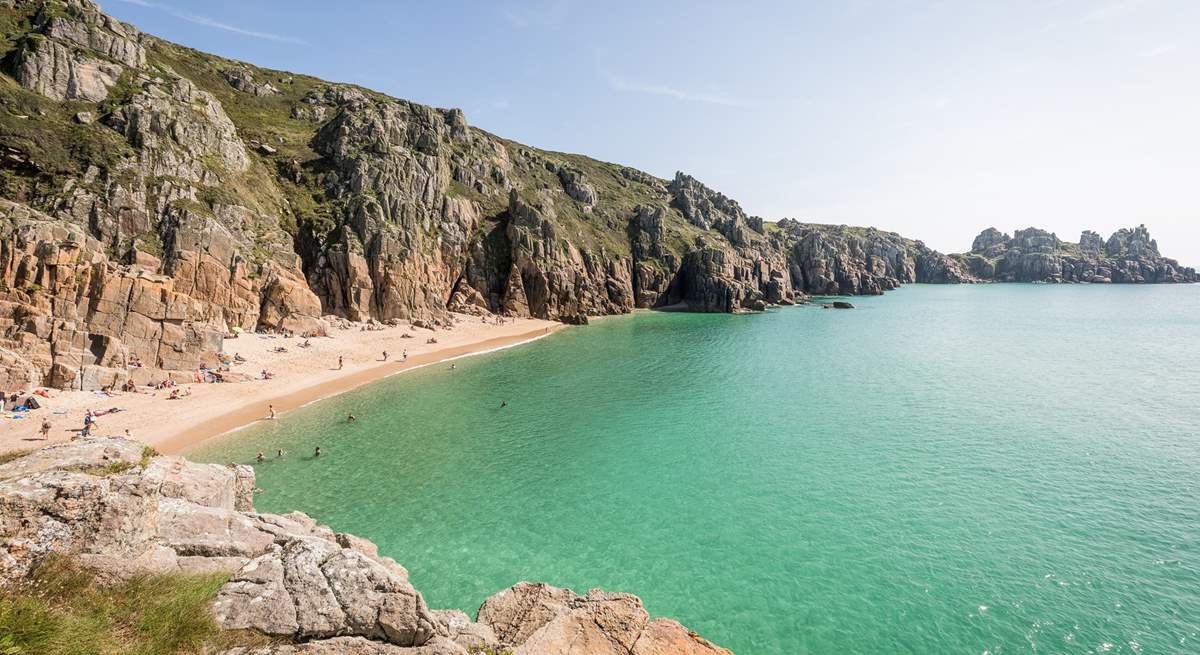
[192,284,1200,654]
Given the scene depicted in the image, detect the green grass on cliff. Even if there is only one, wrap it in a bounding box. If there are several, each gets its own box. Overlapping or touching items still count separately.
[0,556,264,655]
[0,449,33,466]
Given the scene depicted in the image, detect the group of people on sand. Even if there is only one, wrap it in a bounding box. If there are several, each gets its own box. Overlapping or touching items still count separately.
[378,349,409,363]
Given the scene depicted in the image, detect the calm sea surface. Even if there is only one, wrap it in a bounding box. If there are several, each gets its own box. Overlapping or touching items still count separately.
[192,284,1200,654]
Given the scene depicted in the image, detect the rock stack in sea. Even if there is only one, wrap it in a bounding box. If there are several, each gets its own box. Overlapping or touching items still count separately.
[0,438,731,654]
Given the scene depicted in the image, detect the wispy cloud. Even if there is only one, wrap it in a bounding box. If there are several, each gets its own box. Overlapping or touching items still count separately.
[502,0,572,29]
[1141,43,1179,58]
[1083,0,1145,22]
[114,0,306,44]
[603,71,749,108]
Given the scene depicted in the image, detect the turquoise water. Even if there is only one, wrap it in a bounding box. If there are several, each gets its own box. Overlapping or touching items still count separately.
[192,284,1200,654]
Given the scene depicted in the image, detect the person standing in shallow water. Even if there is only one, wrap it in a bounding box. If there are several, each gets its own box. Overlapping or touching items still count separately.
[267,404,276,420]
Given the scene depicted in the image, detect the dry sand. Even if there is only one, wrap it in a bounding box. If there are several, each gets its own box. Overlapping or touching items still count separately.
[0,315,563,456]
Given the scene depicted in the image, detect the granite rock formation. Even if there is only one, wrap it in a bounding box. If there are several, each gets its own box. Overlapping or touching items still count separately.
[776,220,972,294]
[952,226,1197,283]
[0,0,1193,391]
[0,438,730,654]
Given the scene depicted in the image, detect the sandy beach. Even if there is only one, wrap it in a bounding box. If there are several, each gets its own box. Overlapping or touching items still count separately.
[0,315,563,456]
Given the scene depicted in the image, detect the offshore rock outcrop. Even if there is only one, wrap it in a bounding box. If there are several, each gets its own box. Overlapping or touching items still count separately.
[0,438,730,654]
[952,225,1197,283]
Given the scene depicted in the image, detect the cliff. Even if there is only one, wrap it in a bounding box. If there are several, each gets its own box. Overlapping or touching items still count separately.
[952,226,1197,284]
[0,0,1192,393]
[0,437,732,654]
[0,0,971,391]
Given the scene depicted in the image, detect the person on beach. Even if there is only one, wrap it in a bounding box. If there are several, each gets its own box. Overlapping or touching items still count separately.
[403,350,408,361]
[382,351,389,362]
[40,419,51,439]
[314,446,321,458]
[338,355,343,370]
[347,414,356,423]
[256,452,265,463]
[124,429,132,438]
[268,404,276,420]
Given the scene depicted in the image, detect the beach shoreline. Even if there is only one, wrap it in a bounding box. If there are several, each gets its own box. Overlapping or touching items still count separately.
[0,316,564,456]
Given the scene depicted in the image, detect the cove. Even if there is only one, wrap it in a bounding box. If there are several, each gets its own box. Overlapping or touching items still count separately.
[192,284,1200,654]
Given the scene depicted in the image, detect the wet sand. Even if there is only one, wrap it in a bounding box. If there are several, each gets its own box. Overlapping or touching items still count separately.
[0,316,563,455]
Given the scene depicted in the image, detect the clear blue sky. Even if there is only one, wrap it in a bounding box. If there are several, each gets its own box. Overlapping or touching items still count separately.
[105,0,1200,263]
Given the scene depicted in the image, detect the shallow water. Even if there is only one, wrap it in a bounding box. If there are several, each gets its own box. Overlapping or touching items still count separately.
[193,284,1200,654]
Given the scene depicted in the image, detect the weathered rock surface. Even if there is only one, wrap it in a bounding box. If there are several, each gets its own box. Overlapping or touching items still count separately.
[952,225,1197,284]
[478,582,732,654]
[776,220,972,293]
[0,438,731,654]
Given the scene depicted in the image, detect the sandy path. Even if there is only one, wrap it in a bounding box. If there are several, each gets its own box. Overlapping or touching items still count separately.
[0,316,563,456]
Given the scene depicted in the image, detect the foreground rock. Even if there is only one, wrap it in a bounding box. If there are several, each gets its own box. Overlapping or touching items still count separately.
[478,582,731,655]
[0,438,731,653]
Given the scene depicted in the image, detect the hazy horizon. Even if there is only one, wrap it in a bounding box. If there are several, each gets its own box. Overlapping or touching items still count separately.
[106,0,1200,265]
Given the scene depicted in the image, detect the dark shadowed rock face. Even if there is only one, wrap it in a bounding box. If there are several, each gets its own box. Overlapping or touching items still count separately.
[776,220,972,294]
[0,439,730,654]
[953,226,1196,284]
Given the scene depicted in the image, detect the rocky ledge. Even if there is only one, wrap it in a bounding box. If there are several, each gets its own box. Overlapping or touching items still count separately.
[0,438,730,654]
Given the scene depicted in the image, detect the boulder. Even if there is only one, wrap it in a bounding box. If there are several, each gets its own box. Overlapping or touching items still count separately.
[477,582,731,655]
[212,536,441,645]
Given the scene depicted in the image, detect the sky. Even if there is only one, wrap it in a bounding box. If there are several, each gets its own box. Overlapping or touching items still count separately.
[104,0,1200,264]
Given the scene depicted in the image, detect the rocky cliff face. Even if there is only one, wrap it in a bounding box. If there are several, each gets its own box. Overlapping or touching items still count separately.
[776,220,972,294]
[952,225,1197,283]
[0,1,1192,392]
[0,438,731,654]
[0,0,884,390]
